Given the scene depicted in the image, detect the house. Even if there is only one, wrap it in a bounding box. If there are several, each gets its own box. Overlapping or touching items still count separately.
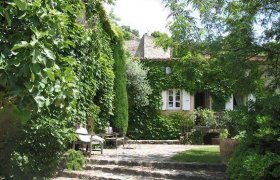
[125,34,256,112]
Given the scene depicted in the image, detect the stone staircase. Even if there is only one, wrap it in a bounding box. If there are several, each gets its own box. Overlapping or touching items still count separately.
[56,157,227,180]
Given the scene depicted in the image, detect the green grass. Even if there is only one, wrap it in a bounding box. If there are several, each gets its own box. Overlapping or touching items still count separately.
[171,146,221,163]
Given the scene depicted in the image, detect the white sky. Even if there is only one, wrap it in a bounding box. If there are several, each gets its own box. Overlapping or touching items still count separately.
[105,0,171,36]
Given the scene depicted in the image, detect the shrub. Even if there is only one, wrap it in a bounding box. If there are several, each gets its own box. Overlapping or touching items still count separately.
[8,117,73,179]
[128,114,184,140]
[219,109,247,138]
[184,129,205,145]
[169,112,194,133]
[227,95,280,179]
[194,108,217,128]
[111,30,128,135]
[66,150,86,171]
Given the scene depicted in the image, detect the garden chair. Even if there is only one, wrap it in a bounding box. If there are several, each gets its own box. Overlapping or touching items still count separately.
[101,126,125,149]
[72,125,104,157]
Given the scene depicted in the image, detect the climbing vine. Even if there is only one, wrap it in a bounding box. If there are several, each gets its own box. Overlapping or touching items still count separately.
[0,0,127,178]
[142,53,262,107]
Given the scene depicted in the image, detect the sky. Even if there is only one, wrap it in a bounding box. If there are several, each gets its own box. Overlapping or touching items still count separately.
[105,0,171,36]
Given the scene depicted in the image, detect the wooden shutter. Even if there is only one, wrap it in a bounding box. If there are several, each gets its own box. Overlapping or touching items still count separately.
[161,91,167,110]
[182,90,191,110]
[225,94,234,110]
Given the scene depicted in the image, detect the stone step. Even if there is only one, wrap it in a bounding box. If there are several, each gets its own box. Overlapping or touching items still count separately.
[56,170,166,180]
[85,164,227,180]
[88,158,227,172]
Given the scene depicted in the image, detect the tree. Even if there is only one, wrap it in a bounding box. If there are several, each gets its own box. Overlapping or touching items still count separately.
[126,58,152,111]
[121,25,140,40]
[163,1,280,179]
[163,0,280,90]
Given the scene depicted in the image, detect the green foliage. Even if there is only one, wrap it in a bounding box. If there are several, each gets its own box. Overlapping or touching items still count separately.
[194,108,217,128]
[0,0,127,178]
[164,0,279,91]
[169,112,194,132]
[219,110,247,138]
[111,27,128,135]
[0,106,23,178]
[184,130,205,145]
[227,95,280,179]
[121,25,139,40]
[142,54,261,105]
[128,114,182,140]
[127,58,152,113]
[66,149,86,171]
[171,147,221,163]
[219,129,229,139]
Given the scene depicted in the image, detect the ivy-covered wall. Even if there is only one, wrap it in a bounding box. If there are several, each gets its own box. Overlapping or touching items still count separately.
[0,0,128,178]
[127,53,263,140]
[142,54,262,106]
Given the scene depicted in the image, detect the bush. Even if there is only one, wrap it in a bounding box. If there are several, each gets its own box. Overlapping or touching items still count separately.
[66,149,86,171]
[128,113,188,140]
[0,106,22,178]
[219,109,247,138]
[7,117,73,179]
[184,130,205,145]
[228,142,280,179]
[194,108,217,128]
[227,95,280,179]
[169,112,194,133]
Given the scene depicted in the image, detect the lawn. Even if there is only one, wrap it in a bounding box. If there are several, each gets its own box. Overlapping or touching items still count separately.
[171,146,221,163]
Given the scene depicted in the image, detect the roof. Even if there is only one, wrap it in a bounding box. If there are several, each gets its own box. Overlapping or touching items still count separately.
[125,34,171,60]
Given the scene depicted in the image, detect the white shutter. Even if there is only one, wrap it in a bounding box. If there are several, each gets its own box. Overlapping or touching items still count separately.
[225,94,234,110]
[161,91,167,110]
[248,94,256,102]
[182,90,191,110]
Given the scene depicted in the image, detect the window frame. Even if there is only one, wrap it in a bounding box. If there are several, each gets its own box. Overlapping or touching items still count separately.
[167,89,182,110]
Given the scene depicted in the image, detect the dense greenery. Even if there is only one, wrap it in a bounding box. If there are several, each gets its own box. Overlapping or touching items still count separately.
[227,95,280,179]
[161,1,279,178]
[127,55,261,140]
[111,28,128,134]
[66,149,86,171]
[163,0,279,90]
[0,0,127,178]
[121,25,139,40]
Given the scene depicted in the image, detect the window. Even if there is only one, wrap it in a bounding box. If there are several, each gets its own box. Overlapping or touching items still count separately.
[168,89,181,109]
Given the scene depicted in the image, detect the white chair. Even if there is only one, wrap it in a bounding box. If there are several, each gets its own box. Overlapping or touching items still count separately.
[72,126,104,156]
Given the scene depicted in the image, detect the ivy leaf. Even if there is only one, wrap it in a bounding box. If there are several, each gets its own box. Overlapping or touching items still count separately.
[14,0,28,11]
[44,68,55,81]
[34,95,45,108]
[61,57,77,65]
[4,10,12,27]
[43,48,55,60]
[12,41,29,51]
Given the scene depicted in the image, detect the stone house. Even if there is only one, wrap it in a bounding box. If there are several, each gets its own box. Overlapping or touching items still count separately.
[125,34,256,112]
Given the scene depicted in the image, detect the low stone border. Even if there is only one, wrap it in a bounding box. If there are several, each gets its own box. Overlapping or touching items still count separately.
[126,140,180,144]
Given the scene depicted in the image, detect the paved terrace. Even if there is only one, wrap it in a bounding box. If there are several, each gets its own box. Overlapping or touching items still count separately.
[91,144,219,162]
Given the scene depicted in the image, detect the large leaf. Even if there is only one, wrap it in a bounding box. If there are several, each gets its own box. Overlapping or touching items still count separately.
[34,94,45,108]
[44,68,55,81]
[12,41,29,51]
[43,48,55,60]
[14,0,28,11]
